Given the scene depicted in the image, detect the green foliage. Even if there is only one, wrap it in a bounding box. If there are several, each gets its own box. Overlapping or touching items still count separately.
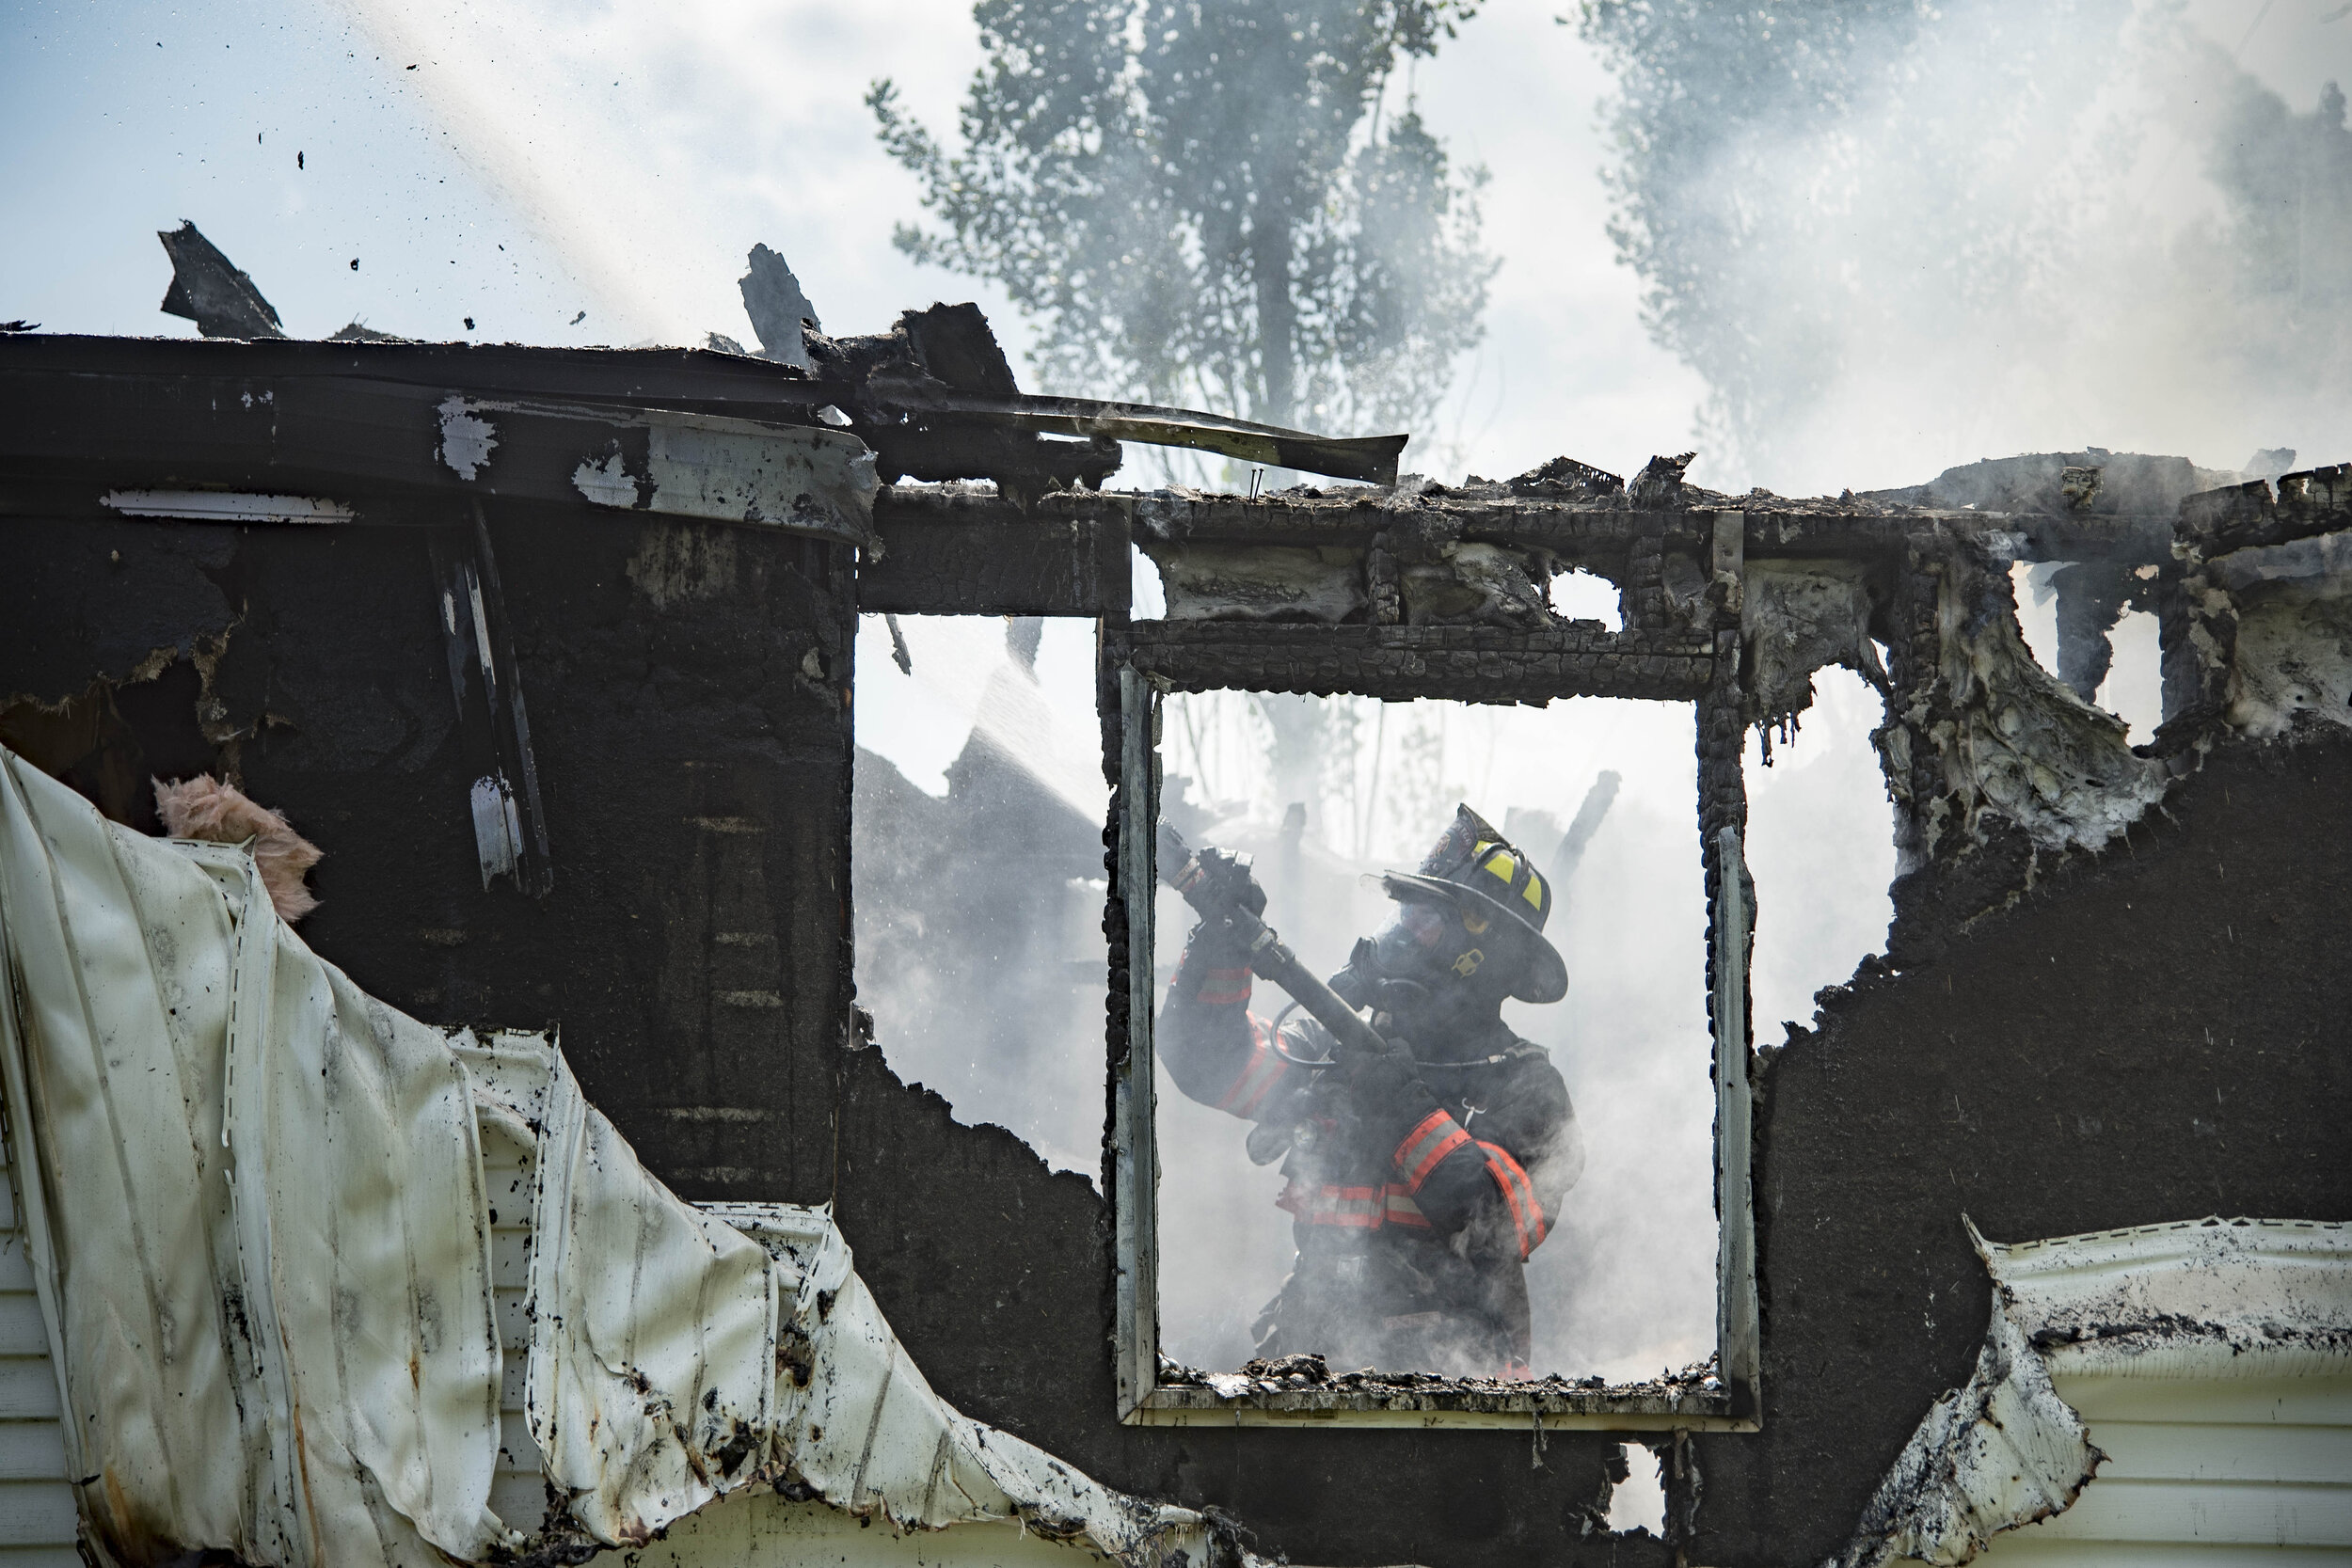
[870,1,1495,436]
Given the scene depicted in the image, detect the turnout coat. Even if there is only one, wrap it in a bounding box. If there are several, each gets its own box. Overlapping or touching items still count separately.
[1158,929,1581,1377]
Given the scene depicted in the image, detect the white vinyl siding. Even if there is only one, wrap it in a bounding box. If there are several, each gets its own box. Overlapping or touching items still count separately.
[482,1120,548,1535]
[1978,1371,2352,1562]
[0,1128,78,1568]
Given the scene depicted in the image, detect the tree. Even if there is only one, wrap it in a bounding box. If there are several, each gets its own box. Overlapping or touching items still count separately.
[1573,1,1951,461]
[1576,1,2352,476]
[869,0,1495,439]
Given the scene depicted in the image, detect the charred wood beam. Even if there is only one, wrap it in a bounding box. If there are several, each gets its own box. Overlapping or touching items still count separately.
[0,337,878,547]
[0,332,1397,509]
[806,303,1405,490]
[1122,622,1714,704]
[1137,491,2188,568]
[2179,463,2352,553]
[0,332,846,415]
[2161,462,2352,732]
[862,488,1127,616]
[861,488,2198,624]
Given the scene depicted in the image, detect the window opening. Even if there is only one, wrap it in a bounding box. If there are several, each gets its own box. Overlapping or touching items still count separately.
[1744,666,1897,1042]
[1148,692,1714,1386]
[2010,560,2164,739]
[851,613,1107,1177]
[2097,607,2163,742]
[1131,543,1168,620]
[2011,562,2065,680]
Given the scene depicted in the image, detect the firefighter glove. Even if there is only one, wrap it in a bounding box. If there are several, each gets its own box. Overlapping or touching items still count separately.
[1192,845,1267,918]
[1344,1025,1431,1121]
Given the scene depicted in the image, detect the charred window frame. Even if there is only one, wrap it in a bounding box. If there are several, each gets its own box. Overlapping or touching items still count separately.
[1102,509,1762,1430]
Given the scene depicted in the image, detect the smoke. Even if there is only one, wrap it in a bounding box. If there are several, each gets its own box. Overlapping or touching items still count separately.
[851,616,1110,1178]
[851,611,1909,1380]
[1155,692,1734,1378]
[1582,0,2352,495]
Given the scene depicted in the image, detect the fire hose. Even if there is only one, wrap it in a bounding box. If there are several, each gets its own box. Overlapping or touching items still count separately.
[1155,821,1390,1068]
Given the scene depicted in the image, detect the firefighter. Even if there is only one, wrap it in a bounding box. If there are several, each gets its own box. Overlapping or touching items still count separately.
[1159,804,1581,1379]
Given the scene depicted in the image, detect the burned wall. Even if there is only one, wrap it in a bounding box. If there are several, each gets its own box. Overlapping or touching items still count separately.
[1690,729,2352,1566]
[0,503,858,1208]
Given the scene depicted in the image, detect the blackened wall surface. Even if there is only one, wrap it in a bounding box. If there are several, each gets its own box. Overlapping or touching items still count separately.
[1692,731,2352,1566]
[0,507,858,1207]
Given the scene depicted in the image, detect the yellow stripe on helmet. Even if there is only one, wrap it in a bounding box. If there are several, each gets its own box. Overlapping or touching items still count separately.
[1473,839,1549,915]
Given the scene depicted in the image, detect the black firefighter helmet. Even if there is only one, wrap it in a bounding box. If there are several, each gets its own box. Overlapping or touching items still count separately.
[1376,804,1569,1006]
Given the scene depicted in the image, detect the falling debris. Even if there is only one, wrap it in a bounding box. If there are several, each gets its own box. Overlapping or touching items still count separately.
[739,242,820,369]
[885,610,914,674]
[0,321,37,333]
[297,150,304,168]
[570,309,586,325]
[349,257,359,270]
[156,220,284,339]
[462,315,474,330]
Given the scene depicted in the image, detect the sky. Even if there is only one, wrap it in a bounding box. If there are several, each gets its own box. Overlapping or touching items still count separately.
[6,2,2342,486]
[0,0,1706,486]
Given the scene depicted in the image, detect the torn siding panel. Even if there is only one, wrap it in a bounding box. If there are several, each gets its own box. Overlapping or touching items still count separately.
[0,751,505,1566]
[0,748,1242,1568]
[1994,1217,2352,1378]
[524,1047,783,1544]
[710,1204,1208,1559]
[212,831,507,1564]
[1835,1306,2100,1568]
[1837,1219,2352,1568]
[0,755,267,1561]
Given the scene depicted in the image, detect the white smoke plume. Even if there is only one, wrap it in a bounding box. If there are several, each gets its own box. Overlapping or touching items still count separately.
[1577,0,2352,494]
